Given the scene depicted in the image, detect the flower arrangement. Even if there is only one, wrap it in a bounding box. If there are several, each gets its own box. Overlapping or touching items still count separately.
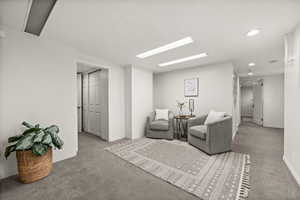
[176,100,186,115]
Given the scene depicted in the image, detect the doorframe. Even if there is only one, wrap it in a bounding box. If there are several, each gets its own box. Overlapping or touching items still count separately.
[259,80,264,126]
[77,72,83,133]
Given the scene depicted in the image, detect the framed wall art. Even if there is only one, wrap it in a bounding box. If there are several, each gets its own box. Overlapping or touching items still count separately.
[184,78,199,97]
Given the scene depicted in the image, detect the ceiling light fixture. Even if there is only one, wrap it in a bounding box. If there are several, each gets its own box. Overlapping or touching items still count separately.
[248,62,255,66]
[158,53,208,67]
[248,71,254,76]
[246,29,260,37]
[136,37,193,58]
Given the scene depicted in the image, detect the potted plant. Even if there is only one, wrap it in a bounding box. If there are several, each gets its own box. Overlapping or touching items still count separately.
[5,121,64,183]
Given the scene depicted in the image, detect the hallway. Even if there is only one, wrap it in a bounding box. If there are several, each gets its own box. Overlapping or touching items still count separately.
[1,125,299,200]
[233,123,300,199]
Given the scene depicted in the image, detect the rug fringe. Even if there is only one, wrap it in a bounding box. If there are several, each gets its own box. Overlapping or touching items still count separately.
[238,154,251,200]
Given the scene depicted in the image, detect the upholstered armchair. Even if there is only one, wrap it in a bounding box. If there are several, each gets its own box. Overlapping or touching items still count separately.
[145,111,174,140]
[187,114,232,155]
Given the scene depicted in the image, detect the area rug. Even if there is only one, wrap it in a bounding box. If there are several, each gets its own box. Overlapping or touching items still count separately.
[105,138,250,200]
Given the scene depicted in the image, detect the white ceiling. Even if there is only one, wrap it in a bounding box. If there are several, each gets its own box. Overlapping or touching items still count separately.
[0,0,29,31]
[1,0,300,75]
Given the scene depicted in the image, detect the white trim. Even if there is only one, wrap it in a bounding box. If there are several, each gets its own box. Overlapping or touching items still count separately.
[283,155,300,186]
[232,130,238,140]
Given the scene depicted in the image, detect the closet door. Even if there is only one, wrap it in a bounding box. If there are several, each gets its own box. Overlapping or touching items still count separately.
[87,71,101,137]
[82,70,108,140]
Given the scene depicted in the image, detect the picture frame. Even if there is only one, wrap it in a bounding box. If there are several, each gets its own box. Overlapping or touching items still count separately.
[184,78,199,97]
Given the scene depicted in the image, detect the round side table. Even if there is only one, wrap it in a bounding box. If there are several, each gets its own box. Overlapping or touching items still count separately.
[174,115,195,141]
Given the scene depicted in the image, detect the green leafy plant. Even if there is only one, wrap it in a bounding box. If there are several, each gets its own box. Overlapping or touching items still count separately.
[5,121,64,159]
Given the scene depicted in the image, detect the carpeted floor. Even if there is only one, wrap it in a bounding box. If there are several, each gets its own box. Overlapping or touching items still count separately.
[106,138,250,200]
[1,123,300,200]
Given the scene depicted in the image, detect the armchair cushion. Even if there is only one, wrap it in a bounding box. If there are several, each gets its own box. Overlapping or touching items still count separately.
[150,120,169,131]
[189,125,207,140]
[204,110,226,125]
[155,109,169,120]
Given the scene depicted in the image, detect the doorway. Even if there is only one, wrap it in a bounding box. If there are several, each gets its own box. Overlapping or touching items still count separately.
[241,86,254,122]
[240,79,264,125]
[77,63,109,141]
[253,81,263,125]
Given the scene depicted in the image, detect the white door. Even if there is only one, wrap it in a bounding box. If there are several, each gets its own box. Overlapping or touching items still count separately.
[241,86,254,117]
[253,81,263,125]
[82,70,108,140]
[88,71,102,137]
[77,73,82,132]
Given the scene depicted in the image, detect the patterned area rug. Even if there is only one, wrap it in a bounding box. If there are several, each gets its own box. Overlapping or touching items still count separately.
[105,138,250,200]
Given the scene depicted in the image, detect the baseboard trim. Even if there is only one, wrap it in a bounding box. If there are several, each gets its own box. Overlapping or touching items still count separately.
[283,155,300,186]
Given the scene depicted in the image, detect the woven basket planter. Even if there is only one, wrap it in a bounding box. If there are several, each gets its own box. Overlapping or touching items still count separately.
[16,148,53,183]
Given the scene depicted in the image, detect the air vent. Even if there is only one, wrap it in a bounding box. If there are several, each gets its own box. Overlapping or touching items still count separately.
[24,0,57,36]
[269,59,279,64]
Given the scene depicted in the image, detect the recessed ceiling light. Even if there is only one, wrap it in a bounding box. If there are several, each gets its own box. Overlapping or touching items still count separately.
[248,62,255,66]
[136,37,193,58]
[248,71,254,76]
[246,29,260,37]
[158,53,208,67]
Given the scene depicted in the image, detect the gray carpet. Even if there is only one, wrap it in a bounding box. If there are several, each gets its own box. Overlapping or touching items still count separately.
[106,138,250,200]
[0,123,299,200]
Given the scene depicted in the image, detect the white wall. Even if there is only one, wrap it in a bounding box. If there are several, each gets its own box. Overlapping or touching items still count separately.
[132,67,153,139]
[0,29,77,179]
[124,66,132,139]
[284,23,300,185]
[263,74,284,128]
[154,62,233,118]
[0,28,126,179]
[125,66,153,139]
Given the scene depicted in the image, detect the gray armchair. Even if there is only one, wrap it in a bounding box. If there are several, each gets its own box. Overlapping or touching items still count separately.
[187,114,232,155]
[145,111,174,140]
